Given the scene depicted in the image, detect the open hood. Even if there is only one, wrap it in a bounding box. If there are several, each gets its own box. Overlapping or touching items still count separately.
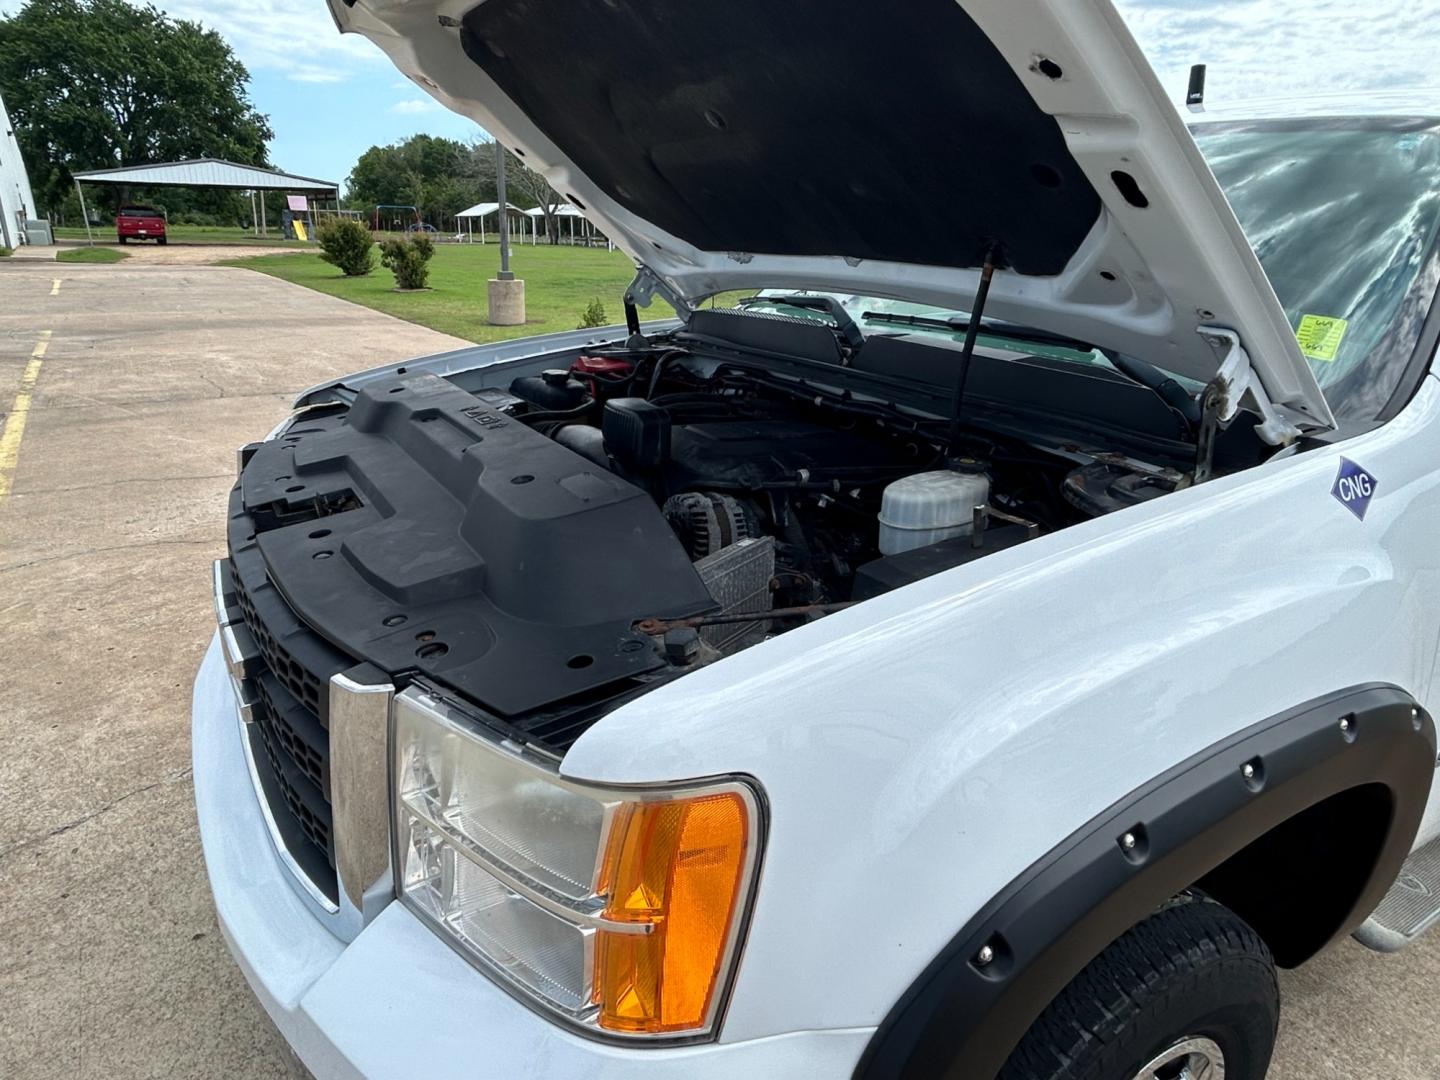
[331,0,1335,439]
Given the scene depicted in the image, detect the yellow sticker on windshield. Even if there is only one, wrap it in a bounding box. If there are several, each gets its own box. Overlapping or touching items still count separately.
[1296,314,1349,362]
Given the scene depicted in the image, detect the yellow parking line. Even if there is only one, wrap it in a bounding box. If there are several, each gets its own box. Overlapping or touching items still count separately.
[50,278,61,296]
[0,330,52,501]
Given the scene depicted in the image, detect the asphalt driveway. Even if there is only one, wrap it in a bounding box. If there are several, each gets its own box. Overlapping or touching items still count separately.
[0,257,1436,1078]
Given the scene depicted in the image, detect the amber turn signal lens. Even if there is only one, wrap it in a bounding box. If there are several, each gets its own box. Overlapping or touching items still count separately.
[596,792,750,1033]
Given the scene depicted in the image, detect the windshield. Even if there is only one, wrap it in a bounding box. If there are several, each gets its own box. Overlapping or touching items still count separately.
[1194,120,1440,420]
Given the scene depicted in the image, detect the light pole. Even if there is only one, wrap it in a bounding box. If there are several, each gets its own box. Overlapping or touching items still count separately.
[495,140,513,280]
[487,140,525,325]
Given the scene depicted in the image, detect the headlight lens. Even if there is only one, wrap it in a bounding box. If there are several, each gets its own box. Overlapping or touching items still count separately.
[392,689,762,1040]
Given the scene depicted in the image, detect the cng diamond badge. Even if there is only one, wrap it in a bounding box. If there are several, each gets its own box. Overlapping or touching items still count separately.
[1332,458,1377,520]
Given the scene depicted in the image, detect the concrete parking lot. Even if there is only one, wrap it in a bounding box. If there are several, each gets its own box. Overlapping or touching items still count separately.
[1,257,1438,1078]
[0,259,463,1078]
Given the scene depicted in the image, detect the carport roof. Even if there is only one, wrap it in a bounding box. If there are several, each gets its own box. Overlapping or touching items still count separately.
[71,158,338,193]
[523,204,587,217]
[456,201,527,218]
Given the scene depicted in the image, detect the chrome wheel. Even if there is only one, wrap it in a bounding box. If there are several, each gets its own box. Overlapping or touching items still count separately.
[1132,1036,1226,1080]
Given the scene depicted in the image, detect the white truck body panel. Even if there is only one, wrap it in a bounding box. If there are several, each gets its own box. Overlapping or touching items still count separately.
[562,370,1440,1039]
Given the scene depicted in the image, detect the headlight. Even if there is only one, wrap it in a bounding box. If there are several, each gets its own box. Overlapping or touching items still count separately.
[392,688,763,1041]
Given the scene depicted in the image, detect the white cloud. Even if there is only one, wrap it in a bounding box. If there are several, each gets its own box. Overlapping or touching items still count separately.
[10,0,1437,129]
[145,0,385,83]
[390,99,443,115]
[288,68,349,85]
[1115,0,1440,106]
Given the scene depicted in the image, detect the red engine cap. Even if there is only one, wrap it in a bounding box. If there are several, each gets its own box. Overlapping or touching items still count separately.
[571,355,633,376]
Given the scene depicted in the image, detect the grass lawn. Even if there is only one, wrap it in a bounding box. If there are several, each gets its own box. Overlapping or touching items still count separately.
[57,246,130,263]
[224,243,689,344]
[54,224,311,248]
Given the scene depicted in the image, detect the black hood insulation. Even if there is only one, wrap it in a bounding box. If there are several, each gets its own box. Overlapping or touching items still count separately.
[461,0,1102,275]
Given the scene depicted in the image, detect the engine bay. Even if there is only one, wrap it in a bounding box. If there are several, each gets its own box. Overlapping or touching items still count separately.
[235,306,1220,752]
[490,311,1190,669]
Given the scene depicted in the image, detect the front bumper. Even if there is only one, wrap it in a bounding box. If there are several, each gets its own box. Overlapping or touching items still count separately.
[193,633,871,1078]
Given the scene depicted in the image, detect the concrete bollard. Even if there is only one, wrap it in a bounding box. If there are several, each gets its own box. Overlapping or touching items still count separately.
[488,278,526,325]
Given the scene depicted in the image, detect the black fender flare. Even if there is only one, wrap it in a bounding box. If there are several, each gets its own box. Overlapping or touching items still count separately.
[853,683,1435,1080]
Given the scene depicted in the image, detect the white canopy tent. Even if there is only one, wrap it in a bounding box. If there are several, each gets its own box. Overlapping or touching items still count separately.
[522,203,611,248]
[454,201,531,243]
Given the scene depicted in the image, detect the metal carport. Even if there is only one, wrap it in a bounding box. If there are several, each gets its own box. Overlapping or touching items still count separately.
[521,203,609,248]
[69,158,340,244]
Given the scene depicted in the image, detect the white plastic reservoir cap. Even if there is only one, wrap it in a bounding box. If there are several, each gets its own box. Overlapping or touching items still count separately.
[878,469,990,555]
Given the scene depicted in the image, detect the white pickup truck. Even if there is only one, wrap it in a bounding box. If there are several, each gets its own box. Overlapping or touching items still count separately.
[193,1,1440,1077]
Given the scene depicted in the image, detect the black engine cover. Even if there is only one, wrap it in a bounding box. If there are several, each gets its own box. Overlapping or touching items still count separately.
[229,372,714,717]
[665,418,922,490]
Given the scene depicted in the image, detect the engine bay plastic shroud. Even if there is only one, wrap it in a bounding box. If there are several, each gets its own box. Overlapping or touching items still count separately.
[228,372,717,718]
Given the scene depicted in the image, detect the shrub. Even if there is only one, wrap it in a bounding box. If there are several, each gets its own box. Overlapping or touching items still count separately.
[318,218,377,277]
[379,232,434,290]
[0,246,11,258]
[577,297,608,329]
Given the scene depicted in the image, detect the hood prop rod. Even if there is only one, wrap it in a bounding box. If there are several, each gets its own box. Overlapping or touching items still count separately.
[947,249,998,456]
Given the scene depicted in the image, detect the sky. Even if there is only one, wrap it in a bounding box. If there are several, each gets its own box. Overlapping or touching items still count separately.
[5,0,1440,189]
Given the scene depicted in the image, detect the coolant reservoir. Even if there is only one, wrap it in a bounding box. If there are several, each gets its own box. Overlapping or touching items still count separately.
[878,465,990,555]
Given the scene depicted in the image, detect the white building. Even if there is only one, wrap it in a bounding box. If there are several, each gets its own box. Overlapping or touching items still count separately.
[0,88,38,248]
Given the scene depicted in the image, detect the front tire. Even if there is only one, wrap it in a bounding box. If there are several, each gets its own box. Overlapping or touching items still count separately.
[998,897,1278,1080]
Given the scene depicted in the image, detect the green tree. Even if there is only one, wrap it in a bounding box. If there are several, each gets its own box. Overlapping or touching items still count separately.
[0,0,273,214]
[346,134,482,228]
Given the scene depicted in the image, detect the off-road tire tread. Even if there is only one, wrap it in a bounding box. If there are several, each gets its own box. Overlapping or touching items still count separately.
[998,897,1279,1080]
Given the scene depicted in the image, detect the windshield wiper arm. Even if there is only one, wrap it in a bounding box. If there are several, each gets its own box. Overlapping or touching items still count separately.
[861,310,1101,354]
[860,311,1200,434]
[1107,354,1201,430]
[742,294,865,350]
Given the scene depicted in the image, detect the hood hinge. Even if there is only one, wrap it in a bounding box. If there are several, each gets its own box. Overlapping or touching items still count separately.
[625,266,692,321]
[1191,326,1311,483]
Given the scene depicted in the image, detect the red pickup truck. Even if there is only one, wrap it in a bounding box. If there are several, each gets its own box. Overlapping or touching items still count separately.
[116,205,167,244]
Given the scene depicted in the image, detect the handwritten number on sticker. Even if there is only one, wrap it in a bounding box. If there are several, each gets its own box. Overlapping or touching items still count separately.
[1297,314,1349,362]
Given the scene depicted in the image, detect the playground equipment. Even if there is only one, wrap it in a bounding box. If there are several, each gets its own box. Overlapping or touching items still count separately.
[372,204,421,233]
[312,207,364,232]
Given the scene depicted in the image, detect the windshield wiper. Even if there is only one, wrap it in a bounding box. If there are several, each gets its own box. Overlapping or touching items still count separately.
[861,310,1102,353]
[860,310,1201,434]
